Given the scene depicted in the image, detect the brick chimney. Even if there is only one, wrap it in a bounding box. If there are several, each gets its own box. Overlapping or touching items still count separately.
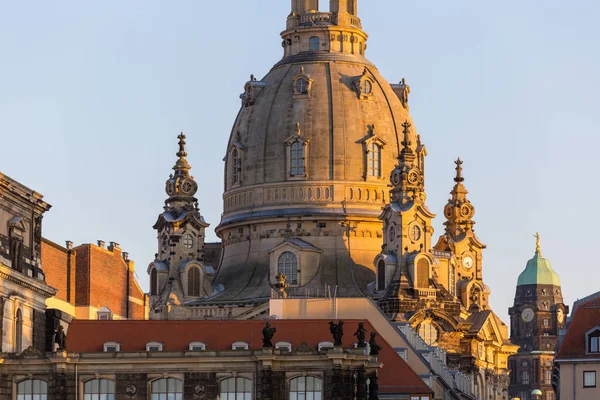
[97,240,105,249]
[108,241,120,252]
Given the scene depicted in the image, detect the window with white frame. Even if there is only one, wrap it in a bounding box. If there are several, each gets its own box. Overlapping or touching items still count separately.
[17,380,48,400]
[84,379,115,400]
[151,378,183,400]
[232,342,249,350]
[275,342,292,352]
[220,377,252,400]
[584,371,596,388]
[189,342,206,351]
[103,342,121,352]
[588,328,600,353]
[318,341,334,351]
[146,342,163,352]
[367,142,381,177]
[278,252,299,285]
[289,376,322,400]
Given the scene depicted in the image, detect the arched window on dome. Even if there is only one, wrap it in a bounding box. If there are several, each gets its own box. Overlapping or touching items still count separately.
[367,142,381,177]
[150,268,158,296]
[232,148,240,184]
[377,260,386,291]
[188,266,201,297]
[278,252,299,285]
[15,308,23,353]
[309,36,320,51]
[290,141,305,176]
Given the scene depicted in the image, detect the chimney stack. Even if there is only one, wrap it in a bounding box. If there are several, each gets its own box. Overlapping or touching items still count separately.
[65,241,73,250]
[122,252,129,261]
[97,240,105,249]
[108,241,120,252]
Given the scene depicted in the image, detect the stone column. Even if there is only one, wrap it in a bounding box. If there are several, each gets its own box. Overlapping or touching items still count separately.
[356,369,367,400]
[368,373,379,400]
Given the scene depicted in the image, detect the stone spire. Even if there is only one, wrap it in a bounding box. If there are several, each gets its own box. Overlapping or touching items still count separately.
[443,158,475,239]
[165,133,198,200]
[389,121,424,204]
[172,132,192,178]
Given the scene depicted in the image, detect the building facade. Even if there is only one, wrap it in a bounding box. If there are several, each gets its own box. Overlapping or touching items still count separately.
[507,236,566,400]
[0,172,56,354]
[0,319,433,400]
[554,292,600,400]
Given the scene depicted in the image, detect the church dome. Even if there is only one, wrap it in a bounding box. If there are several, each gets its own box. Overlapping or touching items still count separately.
[211,1,418,300]
[517,236,561,287]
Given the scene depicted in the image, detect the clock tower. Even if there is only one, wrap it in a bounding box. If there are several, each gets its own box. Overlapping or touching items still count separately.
[508,234,567,400]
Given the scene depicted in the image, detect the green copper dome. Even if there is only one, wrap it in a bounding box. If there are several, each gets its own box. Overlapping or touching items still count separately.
[517,234,561,286]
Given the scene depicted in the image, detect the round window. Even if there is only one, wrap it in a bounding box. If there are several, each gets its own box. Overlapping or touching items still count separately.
[295,78,309,94]
[361,80,373,95]
[389,225,397,243]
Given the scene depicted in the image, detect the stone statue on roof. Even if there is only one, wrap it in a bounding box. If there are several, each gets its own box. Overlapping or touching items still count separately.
[262,321,276,348]
[354,322,367,347]
[329,320,344,346]
[369,332,382,356]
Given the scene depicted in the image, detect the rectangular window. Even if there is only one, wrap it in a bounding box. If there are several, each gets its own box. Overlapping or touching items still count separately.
[591,336,599,353]
[543,318,549,327]
[584,371,596,388]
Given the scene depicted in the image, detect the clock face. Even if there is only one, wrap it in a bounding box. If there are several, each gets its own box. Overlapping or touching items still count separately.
[444,205,453,219]
[166,181,175,196]
[521,307,535,323]
[460,205,471,217]
[181,233,194,251]
[410,225,421,241]
[557,308,565,324]
[462,256,474,269]
[181,179,196,195]
[407,170,419,184]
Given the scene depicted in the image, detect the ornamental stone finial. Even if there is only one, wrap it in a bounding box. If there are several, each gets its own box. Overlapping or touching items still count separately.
[177,132,187,159]
[454,158,464,183]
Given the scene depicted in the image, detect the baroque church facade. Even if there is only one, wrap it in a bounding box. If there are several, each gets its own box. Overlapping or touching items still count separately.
[145,1,518,398]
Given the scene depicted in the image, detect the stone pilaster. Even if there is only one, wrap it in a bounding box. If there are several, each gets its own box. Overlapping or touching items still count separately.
[184,372,217,400]
[116,373,148,400]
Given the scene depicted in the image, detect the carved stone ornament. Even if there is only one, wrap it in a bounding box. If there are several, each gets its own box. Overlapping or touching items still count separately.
[294,341,317,354]
[125,384,138,397]
[18,345,44,359]
[194,383,206,398]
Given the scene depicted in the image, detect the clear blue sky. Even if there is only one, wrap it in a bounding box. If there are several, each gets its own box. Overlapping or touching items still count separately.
[1,1,599,323]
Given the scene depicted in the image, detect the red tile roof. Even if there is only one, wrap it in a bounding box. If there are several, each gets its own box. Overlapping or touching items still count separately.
[66,319,431,395]
[556,296,600,360]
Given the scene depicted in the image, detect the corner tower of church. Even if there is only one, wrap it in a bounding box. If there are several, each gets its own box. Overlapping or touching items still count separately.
[148,133,212,319]
[214,0,415,301]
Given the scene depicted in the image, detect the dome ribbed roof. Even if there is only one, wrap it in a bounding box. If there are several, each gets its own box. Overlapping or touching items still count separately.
[517,251,561,287]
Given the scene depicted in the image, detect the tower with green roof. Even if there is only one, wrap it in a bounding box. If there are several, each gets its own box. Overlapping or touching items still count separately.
[508,234,568,400]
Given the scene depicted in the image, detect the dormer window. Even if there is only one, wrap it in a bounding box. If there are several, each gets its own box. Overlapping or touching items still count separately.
[275,342,292,352]
[361,80,372,95]
[146,342,163,352]
[97,306,113,320]
[318,341,334,351]
[232,342,249,350]
[232,149,240,184]
[293,67,313,99]
[367,142,381,177]
[228,136,244,187]
[189,342,207,351]
[358,125,387,181]
[103,342,121,352]
[285,123,309,180]
[353,71,375,101]
[587,327,600,353]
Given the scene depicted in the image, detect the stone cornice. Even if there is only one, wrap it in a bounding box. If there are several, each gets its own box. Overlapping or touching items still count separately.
[0,264,57,298]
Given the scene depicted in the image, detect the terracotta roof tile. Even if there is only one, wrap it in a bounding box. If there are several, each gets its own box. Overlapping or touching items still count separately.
[556,299,600,359]
[66,319,431,395]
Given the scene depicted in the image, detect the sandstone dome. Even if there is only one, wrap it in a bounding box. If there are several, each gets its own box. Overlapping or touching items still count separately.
[211,1,422,301]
